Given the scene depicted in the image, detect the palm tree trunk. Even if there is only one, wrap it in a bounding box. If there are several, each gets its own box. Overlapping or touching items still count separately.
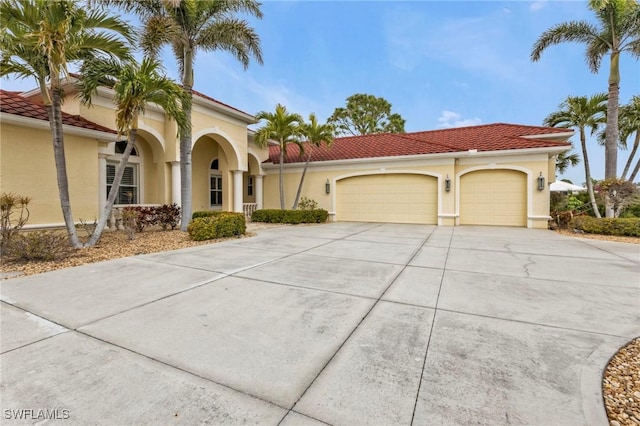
[180,47,194,231]
[48,88,81,248]
[279,146,285,210]
[604,51,620,217]
[85,129,138,247]
[580,128,602,218]
[621,132,639,180]
[629,157,640,182]
[292,153,311,209]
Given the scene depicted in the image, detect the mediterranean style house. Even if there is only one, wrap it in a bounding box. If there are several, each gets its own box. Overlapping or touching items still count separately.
[0,81,573,229]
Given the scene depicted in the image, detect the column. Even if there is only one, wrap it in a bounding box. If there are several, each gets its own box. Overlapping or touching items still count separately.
[255,175,264,210]
[171,161,181,206]
[232,170,243,213]
[98,153,109,214]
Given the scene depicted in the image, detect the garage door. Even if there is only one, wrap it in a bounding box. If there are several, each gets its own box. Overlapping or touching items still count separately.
[459,170,527,227]
[336,174,438,224]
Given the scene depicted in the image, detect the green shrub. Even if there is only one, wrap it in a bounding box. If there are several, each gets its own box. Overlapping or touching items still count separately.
[620,203,640,218]
[1,192,31,254]
[192,210,229,219]
[251,209,328,224]
[187,212,246,241]
[3,231,71,261]
[156,203,181,230]
[569,216,640,237]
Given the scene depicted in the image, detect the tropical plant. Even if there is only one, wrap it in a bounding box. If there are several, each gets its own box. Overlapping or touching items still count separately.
[544,94,608,218]
[0,0,133,248]
[531,0,640,188]
[292,114,335,209]
[328,93,406,136]
[103,0,263,230]
[79,57,189,246]
[556,145,581,174]
[254,104,304,210]
[619,95,640,181]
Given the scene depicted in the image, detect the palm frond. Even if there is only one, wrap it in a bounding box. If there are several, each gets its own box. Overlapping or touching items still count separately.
[531,21,601,62]
[196,19,263,68]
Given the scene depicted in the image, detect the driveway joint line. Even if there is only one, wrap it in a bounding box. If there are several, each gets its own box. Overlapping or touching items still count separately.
[566,236,640,264]
[279,224,437,425]
[410,226,454,425]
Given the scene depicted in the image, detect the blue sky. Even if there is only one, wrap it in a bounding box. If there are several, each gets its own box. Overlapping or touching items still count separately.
[2,1,638,184]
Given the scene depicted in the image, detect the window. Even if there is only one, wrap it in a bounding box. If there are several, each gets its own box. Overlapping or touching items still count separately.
[107,162,138,204]
[210,159,222,207]
[247,176,254,196]
[114,141,138,156]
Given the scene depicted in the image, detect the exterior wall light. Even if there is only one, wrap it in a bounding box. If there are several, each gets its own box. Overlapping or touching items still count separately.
[445,175,451,192]
[537,172,545,191]
[325,179,330,194]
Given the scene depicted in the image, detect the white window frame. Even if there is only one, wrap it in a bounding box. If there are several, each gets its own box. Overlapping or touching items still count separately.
[107,141,143,205]
[210,158,222,210]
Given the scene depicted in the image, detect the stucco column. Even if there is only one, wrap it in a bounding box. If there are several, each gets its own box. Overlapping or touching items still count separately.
[232,170,243,213]
[98,153,109,214]
[255,175,264,210]
[170,161,181,206]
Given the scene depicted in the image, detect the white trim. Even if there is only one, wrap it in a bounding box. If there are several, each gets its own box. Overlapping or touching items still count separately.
[232,170,243,213]
[0,112,116,141]
[193,127,246,171]
[455,165,532,228]
[209,157,223,209]
[332,170,444,225]
[520,131,574,140]
[105,143,144,204]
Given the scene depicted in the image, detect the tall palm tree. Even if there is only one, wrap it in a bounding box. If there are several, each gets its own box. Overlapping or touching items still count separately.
[254,104,303,210]
[544,94,608,218]
[619,95,640,181]
[531,0,640,187]
[292,114,335,210]
[0,0,132,247]
[78,57,189,246]
[556,146,581,175]
[103,0,263,230]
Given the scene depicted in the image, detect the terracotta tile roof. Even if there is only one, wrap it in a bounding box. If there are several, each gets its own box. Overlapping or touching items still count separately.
[0,90,116,134]
[267,123,572,164]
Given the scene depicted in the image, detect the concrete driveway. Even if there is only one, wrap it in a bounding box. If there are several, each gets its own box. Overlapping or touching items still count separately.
[1,223,638,425]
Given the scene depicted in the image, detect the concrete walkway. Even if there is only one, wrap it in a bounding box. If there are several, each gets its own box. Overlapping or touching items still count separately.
[1,223,638,425]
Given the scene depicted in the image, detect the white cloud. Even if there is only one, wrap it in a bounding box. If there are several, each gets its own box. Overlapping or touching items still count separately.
[530,1,547,12]
[437,110,482,128]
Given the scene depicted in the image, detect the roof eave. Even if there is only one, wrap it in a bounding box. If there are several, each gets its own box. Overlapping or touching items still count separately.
[0,112,118,141]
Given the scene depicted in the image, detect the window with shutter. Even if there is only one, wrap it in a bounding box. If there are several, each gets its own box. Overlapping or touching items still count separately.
[106,162,138,204]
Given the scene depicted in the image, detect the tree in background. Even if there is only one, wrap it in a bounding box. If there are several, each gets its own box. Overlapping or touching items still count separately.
[328,93,405,136]
[292,114,334,210]
[79,57,189,246]
[544,94,608,218]
[104,0,263,230]
[531,0,640,211]
[619,95,640,181]
[0,0,132,248]
[556,145,581,174]
[254,104,304,210]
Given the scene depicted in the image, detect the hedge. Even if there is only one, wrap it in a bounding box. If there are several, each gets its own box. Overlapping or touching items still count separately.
[187,212,246,241]
[251,209,328,224]
[569,216,640,237]
[192,210,230,219]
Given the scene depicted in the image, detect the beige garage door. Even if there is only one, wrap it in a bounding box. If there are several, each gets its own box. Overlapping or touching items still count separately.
[336,174,437,224]
[460,170,527,227]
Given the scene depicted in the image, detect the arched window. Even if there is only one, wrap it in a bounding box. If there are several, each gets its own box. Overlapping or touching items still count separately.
[107,141,141,204]
[210,159,222,207]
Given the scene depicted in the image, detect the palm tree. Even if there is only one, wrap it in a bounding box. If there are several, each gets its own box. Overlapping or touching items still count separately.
[78,57,189,247]
[531,0,640,187]
[556,146,581,174]
[619,96,640,181]
[254,104,304,210]
[544,94,608,218]
[292,114,335,209]
[0,0,132,248]
[103,0,263,230]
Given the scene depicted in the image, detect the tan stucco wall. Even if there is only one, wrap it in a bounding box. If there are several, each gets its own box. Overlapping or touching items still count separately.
[192,137,230,212]
[1,124,99,225]
[262,153,556,228]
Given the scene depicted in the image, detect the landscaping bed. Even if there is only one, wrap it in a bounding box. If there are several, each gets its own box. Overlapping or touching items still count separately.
[603,337,640,426]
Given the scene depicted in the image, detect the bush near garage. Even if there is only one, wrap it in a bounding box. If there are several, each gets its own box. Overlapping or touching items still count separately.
[569,216,640,237]
[187,212,246,241]
[251,209,328,224]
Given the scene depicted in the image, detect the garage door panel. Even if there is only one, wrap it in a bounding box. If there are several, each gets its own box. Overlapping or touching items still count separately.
[337,174,437,224]
[460,170,526,227]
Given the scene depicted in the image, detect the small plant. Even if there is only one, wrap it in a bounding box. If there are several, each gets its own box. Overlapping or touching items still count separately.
[1,192,31,258]
[78,218,97,235]
[120,208,137,240]
[187,212,246,241]
[4,231,71,261]
[298,197,318,210]
[156,203,181,230]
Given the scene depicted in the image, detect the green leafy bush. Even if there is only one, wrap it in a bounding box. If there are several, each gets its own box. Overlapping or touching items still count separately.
[251,209,328,224]
[569,216,640,237]
[4,231,71,261]
[620,203,640,218]
[187,212,246,241]
[192,210,229,219]
[298,197,318,210]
